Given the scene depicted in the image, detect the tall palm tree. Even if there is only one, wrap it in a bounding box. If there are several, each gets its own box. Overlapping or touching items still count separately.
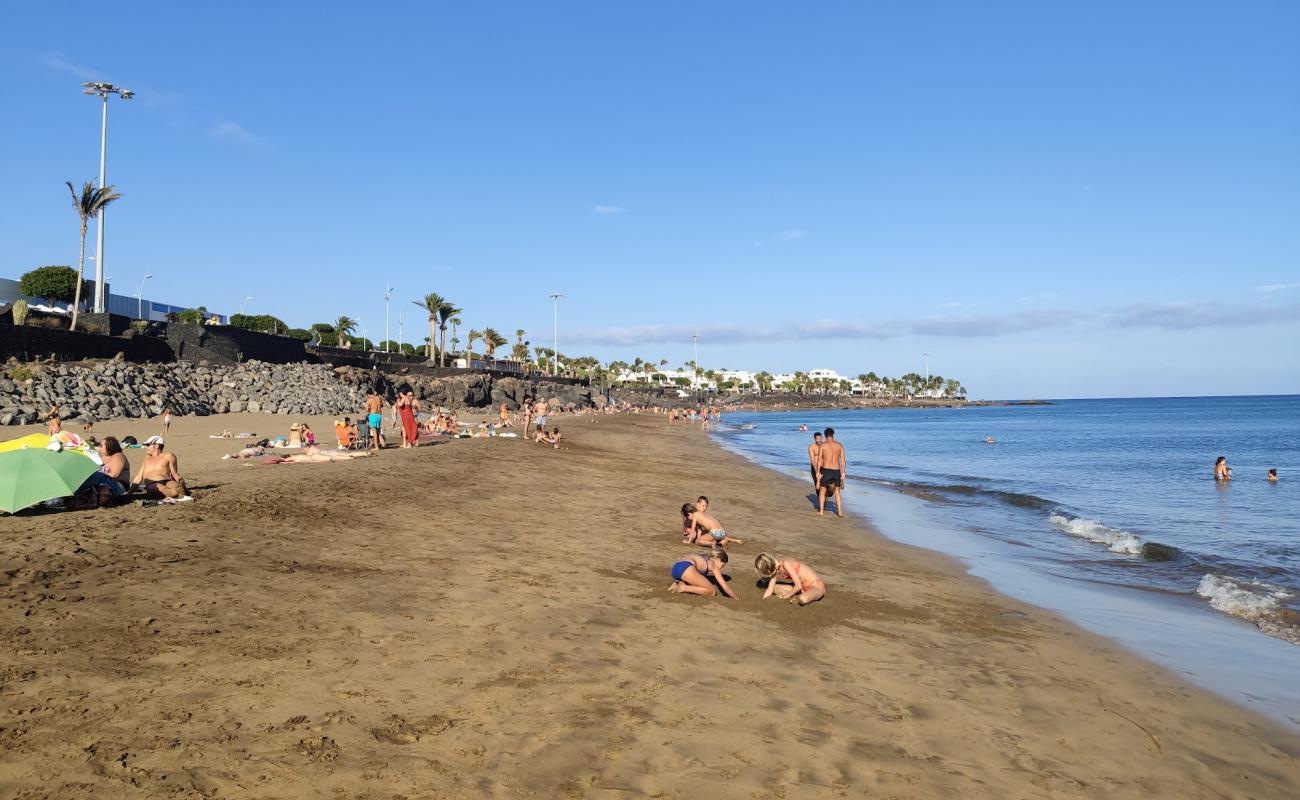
[65,180,122,331]
[483,328,507,365]
[412,293,449,362]
[334,315,357,347]
[466,329,481,368]
[436,300,462,367]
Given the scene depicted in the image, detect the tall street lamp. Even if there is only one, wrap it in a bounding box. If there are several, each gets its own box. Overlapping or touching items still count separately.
[384,285,393,353]
[549,292,563,376]
[83,82,133,315]
[135,273,152,320]
[240,295,254,314]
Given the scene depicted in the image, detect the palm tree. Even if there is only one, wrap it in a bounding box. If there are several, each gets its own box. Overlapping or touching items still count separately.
[511,329,529,363]
[436,300,461,367]
[65,180,122,331]
[466,329,481,369]
[412,293,449,363]
[334,315,357,347]
[449,316,462,361]
[483,327,507,365]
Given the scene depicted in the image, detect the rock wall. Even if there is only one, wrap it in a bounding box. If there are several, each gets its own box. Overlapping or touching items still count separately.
[0,359,597,425]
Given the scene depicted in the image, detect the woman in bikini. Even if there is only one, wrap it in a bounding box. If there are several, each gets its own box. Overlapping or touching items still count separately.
[754,552,826,605]
[668,550,737,599]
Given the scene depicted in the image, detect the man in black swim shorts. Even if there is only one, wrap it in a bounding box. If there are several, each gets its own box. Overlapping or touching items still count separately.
[815,427,846,517]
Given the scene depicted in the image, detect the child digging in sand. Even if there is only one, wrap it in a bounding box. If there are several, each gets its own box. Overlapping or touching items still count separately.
[680,501,746,548]
[668,550,737,599]
[754,552,826,605]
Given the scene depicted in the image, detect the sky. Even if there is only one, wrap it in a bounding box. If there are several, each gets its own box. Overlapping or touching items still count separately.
[2,1,1297,399]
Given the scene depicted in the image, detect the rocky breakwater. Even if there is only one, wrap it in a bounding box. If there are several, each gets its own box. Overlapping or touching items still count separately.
[0,358,370,425]
[384,372,596,411]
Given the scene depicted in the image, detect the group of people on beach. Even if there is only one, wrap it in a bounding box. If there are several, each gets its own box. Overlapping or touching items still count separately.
[671,495,827,605]
[44,403,190,509]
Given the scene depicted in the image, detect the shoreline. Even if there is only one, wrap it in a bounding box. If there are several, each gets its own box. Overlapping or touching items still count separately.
[1,412,1297,797]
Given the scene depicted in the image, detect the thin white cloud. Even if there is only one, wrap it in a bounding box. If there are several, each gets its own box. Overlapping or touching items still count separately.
[1256,282,1300,293]
[210,121,265,146]
[564,300,1300,346]
[754,228,809,246]
[593,205,626,215]
[39,54,102,80]
[565,310,1077,346]
[1109,301,1300,330]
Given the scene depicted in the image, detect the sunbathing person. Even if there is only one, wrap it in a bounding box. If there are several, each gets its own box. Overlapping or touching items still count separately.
[681,502,746,547]
[131,436,187,499]
[275,445,373,463]
[225,445,267,459]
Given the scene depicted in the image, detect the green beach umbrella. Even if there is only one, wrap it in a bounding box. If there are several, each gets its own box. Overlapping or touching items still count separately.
[0,447,99,514]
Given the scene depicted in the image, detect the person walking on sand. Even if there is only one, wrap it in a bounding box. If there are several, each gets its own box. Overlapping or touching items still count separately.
[365,390,386,451]
[161,407,173,437]
[668,550,737,599]
[815,427,846,517]
[807,431,824,490]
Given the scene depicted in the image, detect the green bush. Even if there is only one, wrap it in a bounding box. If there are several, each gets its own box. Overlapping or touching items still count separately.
[11,299,29,326]
[177,308,206,325]
[310,322,335,333]
[5,364,34,382]
[19,266,86,304]
[286,328,312,342]
[230,313,289,334]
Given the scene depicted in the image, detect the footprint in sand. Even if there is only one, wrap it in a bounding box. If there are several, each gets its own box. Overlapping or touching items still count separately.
[370,714,455,745]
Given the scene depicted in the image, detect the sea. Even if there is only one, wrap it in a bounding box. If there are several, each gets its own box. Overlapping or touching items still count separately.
[711,396,1300,729]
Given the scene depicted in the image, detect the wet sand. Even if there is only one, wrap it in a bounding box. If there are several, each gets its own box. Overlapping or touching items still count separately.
[1,412,1298,798]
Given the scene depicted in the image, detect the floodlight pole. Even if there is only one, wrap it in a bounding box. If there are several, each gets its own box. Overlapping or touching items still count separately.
[549,293,563,376]
[135,273,152,319]
[384,285,392,353]
[83,82,133,314]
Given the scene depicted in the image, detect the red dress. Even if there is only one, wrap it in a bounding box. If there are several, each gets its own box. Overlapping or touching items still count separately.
[399,402,418,443]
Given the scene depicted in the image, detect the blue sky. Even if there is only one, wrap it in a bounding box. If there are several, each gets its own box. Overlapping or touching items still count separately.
[2,1,1297,398]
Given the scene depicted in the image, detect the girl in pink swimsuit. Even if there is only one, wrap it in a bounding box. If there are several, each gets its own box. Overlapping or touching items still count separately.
[754,553,826,605]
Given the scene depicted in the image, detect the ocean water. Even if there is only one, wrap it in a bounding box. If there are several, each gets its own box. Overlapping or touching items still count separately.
[712,396,1300,727]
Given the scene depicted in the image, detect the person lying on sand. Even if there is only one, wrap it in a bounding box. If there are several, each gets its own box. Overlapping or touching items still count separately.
[668,550,737,599]
[224,445,267,460]
[681,502,745,547]
[131,436,187,499]
[755,552,826,606]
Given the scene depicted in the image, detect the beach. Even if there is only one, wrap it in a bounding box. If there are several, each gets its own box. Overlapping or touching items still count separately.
[1,412,1298,798]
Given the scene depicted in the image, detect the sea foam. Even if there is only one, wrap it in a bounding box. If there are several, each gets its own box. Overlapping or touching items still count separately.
[1048,513,1143,555]
[1196,574,1300,645]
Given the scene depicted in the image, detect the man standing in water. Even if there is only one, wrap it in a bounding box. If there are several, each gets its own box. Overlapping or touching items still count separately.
[815,427,846,517]
[807,431,824,491]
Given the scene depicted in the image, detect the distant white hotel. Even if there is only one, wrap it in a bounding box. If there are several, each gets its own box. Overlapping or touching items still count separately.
[612,365,958,399]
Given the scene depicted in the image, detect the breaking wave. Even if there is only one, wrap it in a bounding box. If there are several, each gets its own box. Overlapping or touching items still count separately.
[1049,513,1144,555]
[1196,575,1300,645]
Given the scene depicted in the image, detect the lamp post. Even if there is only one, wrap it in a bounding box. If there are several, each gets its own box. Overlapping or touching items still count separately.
[384,285,392,353]
[82,82,133,314]
[240,295,254,314]
[135,273,152,320]
[549,292,563,376]
[923,352,929,382]
[397,310,404,353]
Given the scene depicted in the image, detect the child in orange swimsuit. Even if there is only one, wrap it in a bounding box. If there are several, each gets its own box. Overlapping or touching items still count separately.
[754,552,826,605]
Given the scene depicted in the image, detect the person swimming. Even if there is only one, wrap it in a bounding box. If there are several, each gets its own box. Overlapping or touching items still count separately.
[1214,456,1232,481]
[1267,468,1279,482]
